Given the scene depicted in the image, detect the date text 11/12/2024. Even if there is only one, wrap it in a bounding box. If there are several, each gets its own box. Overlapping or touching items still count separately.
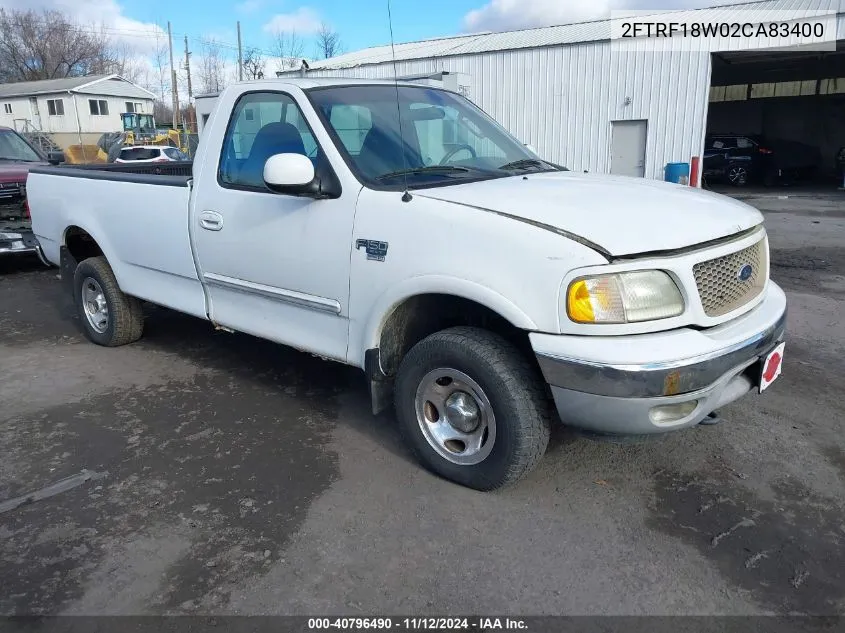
[308,617,528,630]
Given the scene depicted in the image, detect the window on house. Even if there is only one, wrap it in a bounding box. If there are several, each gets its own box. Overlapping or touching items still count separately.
[47,99,65,116]
[3,104,11,114]
[89,99,110,115]
[125,101,144,113]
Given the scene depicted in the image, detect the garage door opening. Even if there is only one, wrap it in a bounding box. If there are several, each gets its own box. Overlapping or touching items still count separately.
[704,44,845,191]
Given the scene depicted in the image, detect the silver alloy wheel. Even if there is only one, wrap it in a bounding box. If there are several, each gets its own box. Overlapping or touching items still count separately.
[81,277,109,334]
[728,165,748,185]
[415,368,496,466]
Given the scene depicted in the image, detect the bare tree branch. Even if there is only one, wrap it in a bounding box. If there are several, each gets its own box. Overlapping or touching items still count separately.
[315,22,343,59]
[270,30,304,73]
[0,8,151,84]
[198,39,230,94]
[241,47,265,80]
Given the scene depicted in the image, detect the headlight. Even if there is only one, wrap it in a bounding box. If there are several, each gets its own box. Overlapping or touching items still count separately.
[566,270,684,324]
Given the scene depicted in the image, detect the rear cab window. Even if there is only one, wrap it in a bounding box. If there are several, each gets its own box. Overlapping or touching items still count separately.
[708,137,737,150]
[120,147,161,161]
[163,147,186,160]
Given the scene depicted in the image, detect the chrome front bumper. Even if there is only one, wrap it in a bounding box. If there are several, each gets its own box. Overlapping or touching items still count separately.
[531,283,787,435]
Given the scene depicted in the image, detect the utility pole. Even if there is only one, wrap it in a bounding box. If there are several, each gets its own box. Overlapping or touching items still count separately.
[184,35,194,132]
[167,21,180,129]
[237,21,244,81]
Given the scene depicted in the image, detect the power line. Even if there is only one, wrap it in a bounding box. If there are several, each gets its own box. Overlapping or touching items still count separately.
[0,15,281,58]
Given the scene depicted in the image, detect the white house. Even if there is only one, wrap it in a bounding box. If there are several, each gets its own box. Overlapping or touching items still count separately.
[0,74,156,149]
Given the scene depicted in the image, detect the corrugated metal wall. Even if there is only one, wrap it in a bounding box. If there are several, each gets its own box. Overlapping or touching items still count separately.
[295,41,712,179]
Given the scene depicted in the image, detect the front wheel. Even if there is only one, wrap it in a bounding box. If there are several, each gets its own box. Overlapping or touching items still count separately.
[394,327,551,491]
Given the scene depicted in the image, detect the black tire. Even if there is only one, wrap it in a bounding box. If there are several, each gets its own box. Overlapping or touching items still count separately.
[394,326,551,491]
[73,256,144,347]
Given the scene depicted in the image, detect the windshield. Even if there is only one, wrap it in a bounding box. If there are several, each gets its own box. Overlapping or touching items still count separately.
[0,129,42,162]
[307,85,559,189]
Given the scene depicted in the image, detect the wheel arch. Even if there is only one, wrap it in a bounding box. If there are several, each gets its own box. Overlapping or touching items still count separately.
[357,276,538,373]
[64,224,106,262]
[358,278,540,415]
[60,223,128,292]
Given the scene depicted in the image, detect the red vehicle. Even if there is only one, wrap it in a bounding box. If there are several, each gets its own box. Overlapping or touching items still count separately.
[0,126,58,263]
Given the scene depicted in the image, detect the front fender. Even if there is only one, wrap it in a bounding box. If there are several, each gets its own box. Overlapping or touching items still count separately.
[349,274,538,369]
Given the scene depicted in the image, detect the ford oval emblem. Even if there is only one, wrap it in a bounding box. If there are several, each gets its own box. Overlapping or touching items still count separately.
[737,264,753,281]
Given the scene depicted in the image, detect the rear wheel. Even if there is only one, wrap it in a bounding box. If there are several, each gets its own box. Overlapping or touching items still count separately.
[73,256,144,347]
[394,327,550,491]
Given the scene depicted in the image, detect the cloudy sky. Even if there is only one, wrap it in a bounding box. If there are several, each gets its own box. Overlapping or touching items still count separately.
[0,0,719,97]
[1,0,718,58]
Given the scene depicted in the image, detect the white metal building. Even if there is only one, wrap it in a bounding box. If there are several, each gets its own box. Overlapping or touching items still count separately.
[278,0,845,183]
[0,75,155,149]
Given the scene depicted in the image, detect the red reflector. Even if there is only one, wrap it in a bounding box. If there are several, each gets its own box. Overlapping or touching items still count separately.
[763,351,782,382]
[758,147,773,155]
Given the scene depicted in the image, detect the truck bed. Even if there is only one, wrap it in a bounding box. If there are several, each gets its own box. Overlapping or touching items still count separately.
[39,160,193,184]
[27,161,207,319]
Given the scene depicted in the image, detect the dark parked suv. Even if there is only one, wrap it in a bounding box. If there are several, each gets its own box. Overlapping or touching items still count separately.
[703,134,819,187]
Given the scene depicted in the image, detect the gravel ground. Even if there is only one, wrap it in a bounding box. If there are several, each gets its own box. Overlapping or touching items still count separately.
[1,189,844,616]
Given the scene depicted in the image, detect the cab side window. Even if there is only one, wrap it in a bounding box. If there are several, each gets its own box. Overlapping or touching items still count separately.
[220,92,317,190]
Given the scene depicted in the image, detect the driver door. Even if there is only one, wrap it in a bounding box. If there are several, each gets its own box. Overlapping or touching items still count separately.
[191,90,355,362]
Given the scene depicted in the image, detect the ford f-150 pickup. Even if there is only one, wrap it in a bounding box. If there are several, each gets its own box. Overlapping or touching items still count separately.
[27,78,787,490]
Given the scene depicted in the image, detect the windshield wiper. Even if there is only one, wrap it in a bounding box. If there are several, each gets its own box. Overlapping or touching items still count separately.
[375,165,476,182]
[498,158,561,172]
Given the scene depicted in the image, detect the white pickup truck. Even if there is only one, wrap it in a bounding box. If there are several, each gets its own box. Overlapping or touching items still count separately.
[28,78,786,490]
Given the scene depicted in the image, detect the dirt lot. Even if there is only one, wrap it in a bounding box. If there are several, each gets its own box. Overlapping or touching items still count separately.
[1,190,844,616]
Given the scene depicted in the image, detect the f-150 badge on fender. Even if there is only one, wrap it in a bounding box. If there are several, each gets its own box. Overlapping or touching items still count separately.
[356,239,388,262]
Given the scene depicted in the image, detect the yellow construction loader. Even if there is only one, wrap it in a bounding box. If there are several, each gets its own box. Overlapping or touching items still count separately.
[63,113,191,164]
[120,113,186,151]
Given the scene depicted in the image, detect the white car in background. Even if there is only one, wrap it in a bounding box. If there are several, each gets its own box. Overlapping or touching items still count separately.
[114,146,190,164]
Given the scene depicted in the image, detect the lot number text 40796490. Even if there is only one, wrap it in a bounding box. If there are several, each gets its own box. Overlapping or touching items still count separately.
[307,618,529,630]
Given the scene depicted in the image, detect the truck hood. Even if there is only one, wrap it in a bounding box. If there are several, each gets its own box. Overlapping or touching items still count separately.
[0,162,44,183]
[416,171,763,257]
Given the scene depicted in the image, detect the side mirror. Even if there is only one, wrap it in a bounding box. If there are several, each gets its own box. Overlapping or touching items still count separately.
[263,153,316,195]
[47,150,65,165]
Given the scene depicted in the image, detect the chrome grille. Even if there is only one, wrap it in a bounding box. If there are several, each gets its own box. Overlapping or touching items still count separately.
[693,238,767,317]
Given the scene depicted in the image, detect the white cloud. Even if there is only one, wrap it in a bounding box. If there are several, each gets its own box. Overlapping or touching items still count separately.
[236,0,264,14]
[262,7,322,34]
[464,0,712,32]
[1,0,167,55]
[0,0,186,101]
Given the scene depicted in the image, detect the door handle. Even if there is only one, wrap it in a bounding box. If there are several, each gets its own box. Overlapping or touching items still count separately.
[199,210,223,231]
